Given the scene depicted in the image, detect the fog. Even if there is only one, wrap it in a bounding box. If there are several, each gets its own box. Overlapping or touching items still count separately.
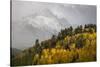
[12,1,96,50]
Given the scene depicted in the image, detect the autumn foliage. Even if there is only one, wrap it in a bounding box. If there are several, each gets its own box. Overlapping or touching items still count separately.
[11,24,96,66]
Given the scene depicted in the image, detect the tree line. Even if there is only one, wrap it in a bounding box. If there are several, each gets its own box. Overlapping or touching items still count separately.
[11,24,96,66]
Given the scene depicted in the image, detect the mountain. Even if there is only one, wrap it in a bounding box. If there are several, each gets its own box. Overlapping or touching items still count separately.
[11,48,21,58]
[11,24,96,66]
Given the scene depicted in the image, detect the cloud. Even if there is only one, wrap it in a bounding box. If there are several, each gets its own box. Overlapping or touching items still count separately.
[12,1,96,49]
[27,15,61,32]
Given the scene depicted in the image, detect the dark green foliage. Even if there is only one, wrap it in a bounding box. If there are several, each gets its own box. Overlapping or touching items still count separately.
[84,24,96,32]
[74,25,83,34]
[34,39,42,54]
[75,35,85,48]
[50,35,57,48]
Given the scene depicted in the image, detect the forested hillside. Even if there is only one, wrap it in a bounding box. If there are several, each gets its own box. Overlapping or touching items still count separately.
[11,24,96,66]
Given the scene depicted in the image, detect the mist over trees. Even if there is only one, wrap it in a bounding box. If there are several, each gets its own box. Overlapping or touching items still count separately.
[11,24,96,66]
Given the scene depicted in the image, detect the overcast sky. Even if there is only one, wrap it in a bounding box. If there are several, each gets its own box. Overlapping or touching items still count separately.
[12,1,96,50]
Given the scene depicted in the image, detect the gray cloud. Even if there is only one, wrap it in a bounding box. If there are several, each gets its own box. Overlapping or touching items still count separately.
[12,1,96,49]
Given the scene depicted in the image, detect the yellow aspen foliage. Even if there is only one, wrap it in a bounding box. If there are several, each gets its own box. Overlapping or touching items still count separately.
[88,34,94,40]
[82,33,88,39]
[77,43,96,62]
[91,39,96,46]
[51,48,56,54]
[47,55,53,64]
[56,44,61,49]
[33,54,39,64]
[85,39,91,47]
[36,32,96,64]
[64,36,68,41]
[70,43,76,50]
[93,33,96,39]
